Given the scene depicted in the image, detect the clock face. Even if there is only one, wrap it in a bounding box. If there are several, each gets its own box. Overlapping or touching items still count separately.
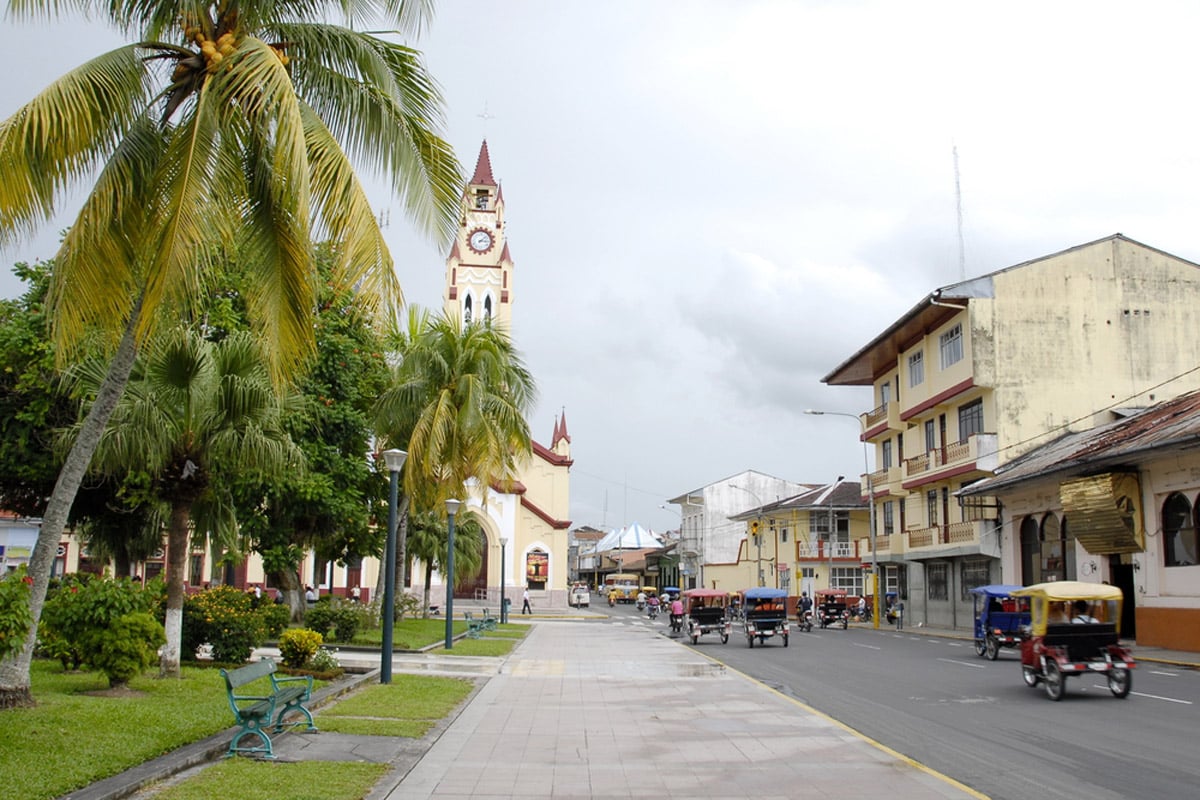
[468,228,494,253]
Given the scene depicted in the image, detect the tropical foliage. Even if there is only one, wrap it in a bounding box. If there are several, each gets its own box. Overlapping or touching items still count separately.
[0,0,460,706]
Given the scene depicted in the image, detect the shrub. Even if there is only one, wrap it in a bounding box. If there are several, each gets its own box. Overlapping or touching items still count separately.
[182,585,267,664]
[0,567,33,662]
[257,603,290,639]
[304,598,360,642]
[37,575,162,684]
[278,628,323,668]
[89,612,166,688]
[307,646,340,673]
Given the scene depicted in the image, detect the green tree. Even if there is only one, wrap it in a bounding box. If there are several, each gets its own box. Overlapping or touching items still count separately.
[66,328,302,677]
[373,310,537,607]
[234,252,393,620]
[405,509,483,617]
[0,0,461,706]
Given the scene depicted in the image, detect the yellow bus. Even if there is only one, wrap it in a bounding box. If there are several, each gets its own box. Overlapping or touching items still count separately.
[604,573,640,604]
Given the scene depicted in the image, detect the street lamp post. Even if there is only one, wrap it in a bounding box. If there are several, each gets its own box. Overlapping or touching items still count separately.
[805,409,880,630]
[444,498,461,650]
[499,536,509,624]
[380,449,408,684]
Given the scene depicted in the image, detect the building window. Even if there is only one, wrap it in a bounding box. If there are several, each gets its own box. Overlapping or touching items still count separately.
[927,562,949,601]
[463,294,473,324]
[880,380,891,409]
[780,528,788,543]
[810,510,831,535]
[1163,493,1198,566]
[883,501,895,536]
[483,295,493,324]
[831,567,864,595]
[882,439,893,469]
[926,490,938,526]
[475,189,488,209]
[958,399,984,442]
[908,350,924,387]
[800,567,816,579]
[925,419,937,452]
[960,557,991,600]
[939,323,963,369]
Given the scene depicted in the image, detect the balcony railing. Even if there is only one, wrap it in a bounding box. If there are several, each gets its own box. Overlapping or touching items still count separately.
[902,432,999,483]
[795,541,860,560]
[864,402,888,428]
[903,520,993,555]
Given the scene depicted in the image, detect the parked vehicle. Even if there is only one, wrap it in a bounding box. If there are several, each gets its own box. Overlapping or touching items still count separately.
[815,589,849,629]
[569,583,591,608]
[1012,581,1134,701]
[682,588,732,645]
[970,584,1028,660]
[742,587,789,648]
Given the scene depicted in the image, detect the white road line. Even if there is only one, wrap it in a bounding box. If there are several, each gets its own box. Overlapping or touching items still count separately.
[1150,669,1180,677]
[945,642,965,647]
[937,657,986,669]
[853,643,882,651]
[1086,686,1193,704]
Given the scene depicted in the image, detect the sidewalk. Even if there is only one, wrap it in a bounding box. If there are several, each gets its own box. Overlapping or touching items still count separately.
[368,619,984,800]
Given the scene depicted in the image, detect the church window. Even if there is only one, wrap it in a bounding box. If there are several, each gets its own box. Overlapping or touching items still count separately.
[483,295,493,324]
[463,294,473,325]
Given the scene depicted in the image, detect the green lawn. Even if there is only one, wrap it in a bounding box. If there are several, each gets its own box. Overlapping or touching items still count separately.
[318,675,474,737]
[2,661,240,800]
[152,760,388,800]
[348,617,466,649]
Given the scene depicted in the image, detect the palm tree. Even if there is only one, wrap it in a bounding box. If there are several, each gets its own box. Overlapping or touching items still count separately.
[373,308,537,606]
[406,508,483,617]
[65,327,302,676]
[0,0,461,705]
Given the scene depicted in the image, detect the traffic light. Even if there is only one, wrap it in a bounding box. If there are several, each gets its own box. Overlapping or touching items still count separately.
[750,521,759,535]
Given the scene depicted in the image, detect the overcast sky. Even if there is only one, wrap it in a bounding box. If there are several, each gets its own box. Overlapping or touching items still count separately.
[6,1,1200,535]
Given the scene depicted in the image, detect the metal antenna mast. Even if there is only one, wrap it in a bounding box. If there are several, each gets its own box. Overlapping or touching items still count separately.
[954,145,966,280]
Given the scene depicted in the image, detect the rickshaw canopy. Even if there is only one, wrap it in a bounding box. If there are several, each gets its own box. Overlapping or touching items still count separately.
[743,587,787,600]
[1011,581,1124,602]
[1012,581,1124,636]
[970,584,1025,598]
[682,588,727,599]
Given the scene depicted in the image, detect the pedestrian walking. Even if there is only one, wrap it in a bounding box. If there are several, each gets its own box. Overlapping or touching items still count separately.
[522,587,532,614]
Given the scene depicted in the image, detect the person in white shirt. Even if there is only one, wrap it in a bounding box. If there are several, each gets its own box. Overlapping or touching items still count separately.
[1070,599,1099,623]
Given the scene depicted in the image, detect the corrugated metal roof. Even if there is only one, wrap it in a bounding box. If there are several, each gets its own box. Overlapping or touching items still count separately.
[960,389,1200,496]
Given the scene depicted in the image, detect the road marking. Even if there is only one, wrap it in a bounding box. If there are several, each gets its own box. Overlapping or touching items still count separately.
[945,642,964,647]
[1150,669,1180,677]
[937,657,985,669]
[1088,686,1192,704]
[853,643,882,651]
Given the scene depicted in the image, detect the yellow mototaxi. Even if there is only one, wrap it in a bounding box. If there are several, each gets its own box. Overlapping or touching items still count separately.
[1011,581,1134,701]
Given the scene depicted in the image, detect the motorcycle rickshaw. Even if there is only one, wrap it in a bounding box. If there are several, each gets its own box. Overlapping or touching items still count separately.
[1011,581,1135,701]
[814,588,849,629]
[970,584,1030,660]
[682,588,732,644]
[742,587,789,648]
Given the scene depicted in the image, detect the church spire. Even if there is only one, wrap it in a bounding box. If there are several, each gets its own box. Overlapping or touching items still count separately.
[470,140,497,186]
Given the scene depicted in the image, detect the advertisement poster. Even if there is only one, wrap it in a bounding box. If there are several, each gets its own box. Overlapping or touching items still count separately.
[525,551,548,589]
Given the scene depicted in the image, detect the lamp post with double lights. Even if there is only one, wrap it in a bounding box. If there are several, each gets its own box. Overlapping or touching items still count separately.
[380,449,408,683]
[444,498,462,650]
[499,536,509,624]
[804,409,880,629]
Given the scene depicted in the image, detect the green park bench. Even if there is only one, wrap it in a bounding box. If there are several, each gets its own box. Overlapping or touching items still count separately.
[464,612,485,639]
[219,657,317,759]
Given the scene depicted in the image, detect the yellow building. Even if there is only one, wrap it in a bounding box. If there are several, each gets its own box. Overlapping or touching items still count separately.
[822,234,1200,629]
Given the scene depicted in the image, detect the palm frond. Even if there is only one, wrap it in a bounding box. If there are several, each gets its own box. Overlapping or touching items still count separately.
[0,44,150,248]
[275,22,461,245]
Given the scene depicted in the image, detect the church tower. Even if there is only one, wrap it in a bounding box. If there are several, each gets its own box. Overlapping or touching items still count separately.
[443,140,513,330]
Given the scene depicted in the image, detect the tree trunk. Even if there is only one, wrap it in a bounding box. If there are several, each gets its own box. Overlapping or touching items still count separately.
[269,568,304,622]
[0,299,142,709]
[160,501,191,678]
[422,561,433,619]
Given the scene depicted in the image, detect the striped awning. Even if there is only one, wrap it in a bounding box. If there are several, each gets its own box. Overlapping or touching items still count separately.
[1059,472,1143,555]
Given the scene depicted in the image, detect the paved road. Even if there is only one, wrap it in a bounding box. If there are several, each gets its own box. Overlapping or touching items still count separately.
[603,603,1200,800]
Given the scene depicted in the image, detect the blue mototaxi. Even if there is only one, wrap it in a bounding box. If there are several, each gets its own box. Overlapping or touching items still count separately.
[970,584,1030,660]
[742,587,789,648]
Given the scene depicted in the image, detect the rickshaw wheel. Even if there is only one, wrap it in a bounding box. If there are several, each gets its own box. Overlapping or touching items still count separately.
[721,633,728,644]
[1044,661,1065,701]
[1108,668,1132,698]
[985,636,1000,661]
[974,639,986,657]
[1022,666,1039,687]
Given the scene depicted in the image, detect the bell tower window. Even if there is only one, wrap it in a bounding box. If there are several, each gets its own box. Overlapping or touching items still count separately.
[475,189,489,210]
